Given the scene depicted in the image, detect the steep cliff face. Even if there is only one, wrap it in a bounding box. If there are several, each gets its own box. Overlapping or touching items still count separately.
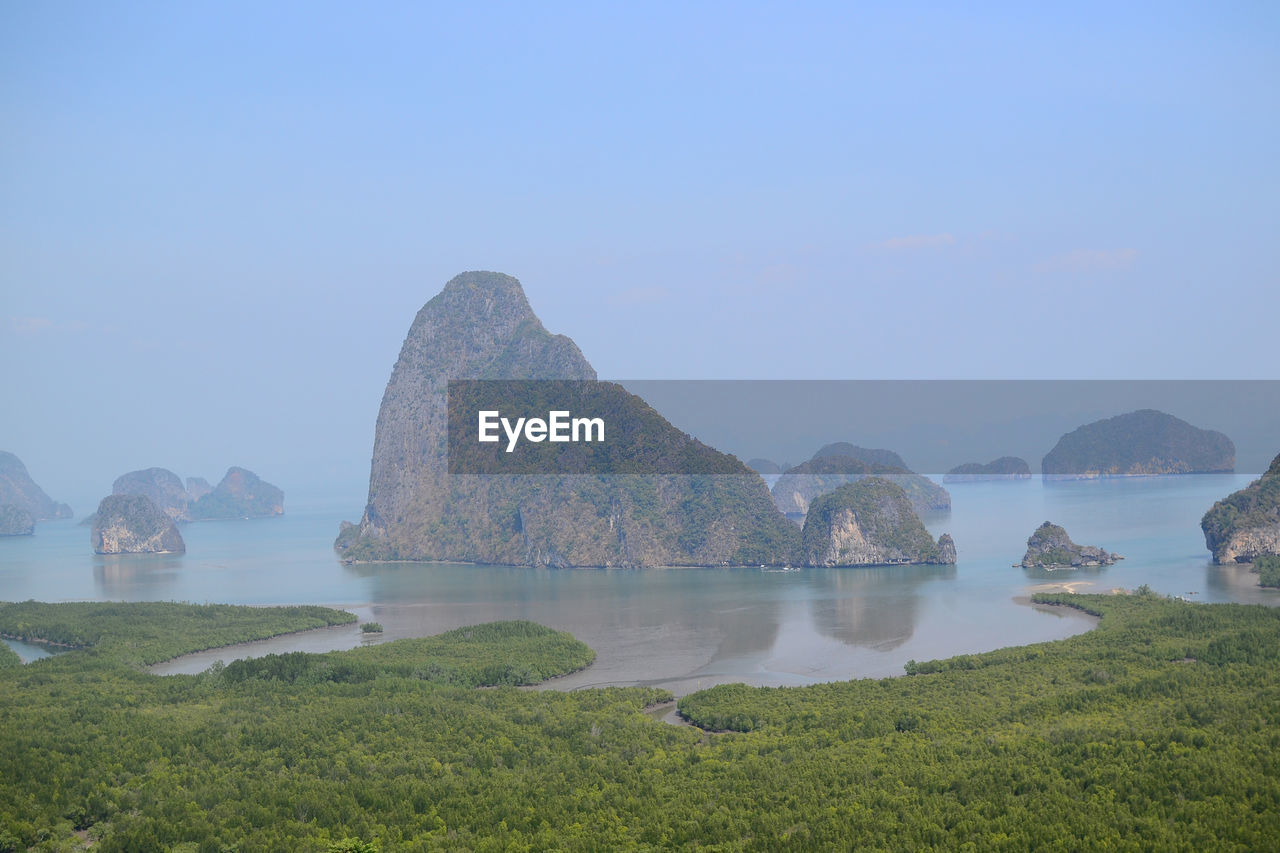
[1202,453,1280,564]
[772,456,951,517]
[91,495,186,554]
[1020,522,1118,568]
[113,468,191,521]
[1042,409,1234,480]
[0,504,35,536]
[191,468,284,519]
[0,451,71,520]
[944,457,1032,483]
[340,271,798,567]
[799,478,955,567]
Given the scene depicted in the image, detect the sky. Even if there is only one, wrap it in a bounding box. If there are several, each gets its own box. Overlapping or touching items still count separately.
[2,1,1277,513]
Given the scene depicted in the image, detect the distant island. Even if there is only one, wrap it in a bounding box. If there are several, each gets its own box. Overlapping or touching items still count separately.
[746,458,786,475]
[1042,409,1234,480]
[1020,522,1118,568]
[0,450,71,522]
[113,468,193,521]
[944,457,1031,483]
[190,468,284,520]
[1201,452,1280,565]
[336,271,798,567]
[93,466,285,526]
[772,454,951,518]
[800,478,955,567]
[91,494,186,554]
[811,442,909,470]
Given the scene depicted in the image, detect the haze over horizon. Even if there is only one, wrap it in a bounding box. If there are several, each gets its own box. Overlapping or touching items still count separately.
[3,2,1277,512]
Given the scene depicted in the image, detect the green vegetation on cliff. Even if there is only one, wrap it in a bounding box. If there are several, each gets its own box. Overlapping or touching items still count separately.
[2,596,1278,849]
[1202,453,1280,564]
[800,478,951,566]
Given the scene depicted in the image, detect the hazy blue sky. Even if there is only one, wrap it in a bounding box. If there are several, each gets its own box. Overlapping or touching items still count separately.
[3,2,1277,512]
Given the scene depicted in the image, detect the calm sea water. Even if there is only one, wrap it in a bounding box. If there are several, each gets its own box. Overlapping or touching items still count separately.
[2,475,1275,694]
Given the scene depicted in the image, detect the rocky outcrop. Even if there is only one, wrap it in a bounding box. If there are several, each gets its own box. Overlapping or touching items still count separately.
[1020,522,1118,568]
[1042,409,1234,480]
[944,457,1032,483]
[800,478,956,567]
[0,451,71,520]
[0,504,35,536]
[337,271,798,567]
[772,455,951,517]
[91,495,186,554]
[113,468,191,521]
[185,477,213,502]
[1202,453,1280,564]
[191,468,284,519]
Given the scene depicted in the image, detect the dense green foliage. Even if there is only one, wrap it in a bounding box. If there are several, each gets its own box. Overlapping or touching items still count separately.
[0,639,20,668]
[1202,453,1280,560]
[2,596,1279,850]
[223,621,593,688]
[360,622,384,633]
[0,601,354,665]
[1255,554,1280,588]
[1043,408,1235,478]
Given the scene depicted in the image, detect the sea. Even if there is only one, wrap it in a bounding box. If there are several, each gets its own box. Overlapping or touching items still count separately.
[2,474,1275,696]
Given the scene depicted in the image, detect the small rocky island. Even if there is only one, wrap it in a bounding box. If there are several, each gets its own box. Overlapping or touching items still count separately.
[1020,522,1119,568]
[0,504,35,536]
[800,478,956,567]
[1201,452,1280,564]
[944,457,1031,483]
[92,494,186,554]
[773,453,951,518]
[1042,409,1234,480]
[0,450,72,521]
[190,468,285,519]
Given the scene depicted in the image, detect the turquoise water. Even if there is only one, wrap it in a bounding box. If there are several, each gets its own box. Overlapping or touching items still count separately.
[3,475,1276,692]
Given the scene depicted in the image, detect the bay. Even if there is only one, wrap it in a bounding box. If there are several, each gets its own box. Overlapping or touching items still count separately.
[2,475,1275,693]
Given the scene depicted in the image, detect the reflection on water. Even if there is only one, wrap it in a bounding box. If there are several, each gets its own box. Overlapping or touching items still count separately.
[94,553,183,598]
[808,564,955,650]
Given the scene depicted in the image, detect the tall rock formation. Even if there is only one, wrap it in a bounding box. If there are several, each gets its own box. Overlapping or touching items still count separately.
[799,478,955,567]
[1042,409,1234,480]
[91,495,186,554]
[0,451,71,520]
[113,467,191,521]
[338,271,798,567]
[1202,453,1280,564]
